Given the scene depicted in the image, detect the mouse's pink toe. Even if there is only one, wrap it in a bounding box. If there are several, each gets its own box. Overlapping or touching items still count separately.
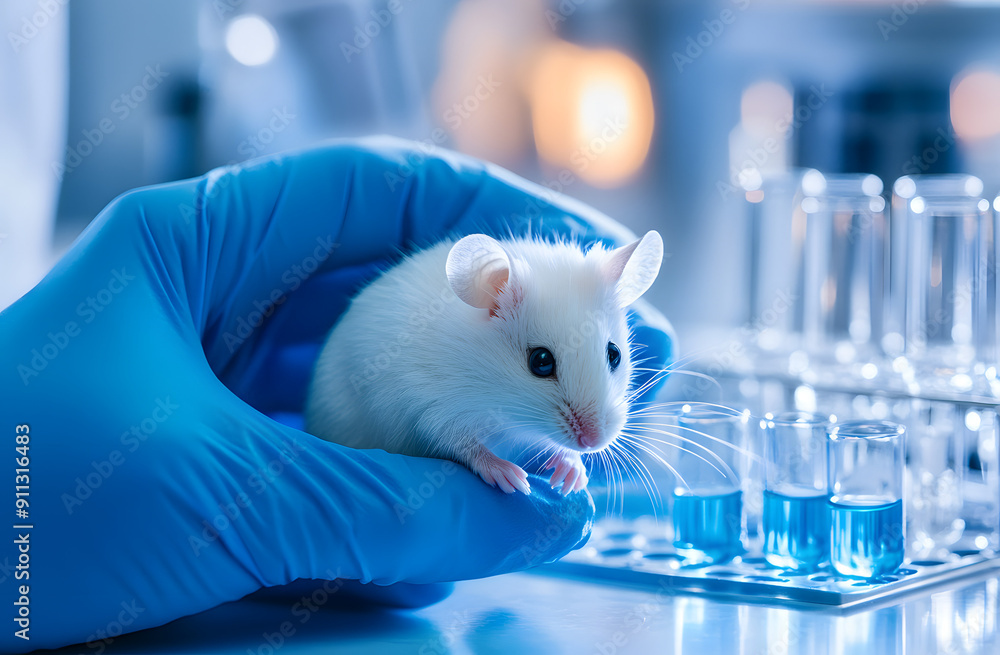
[544,450,588,494]
[470,446,530,494]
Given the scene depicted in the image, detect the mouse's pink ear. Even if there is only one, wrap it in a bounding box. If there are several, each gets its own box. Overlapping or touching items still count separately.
[605,230,663,306]
[446,234,513,313]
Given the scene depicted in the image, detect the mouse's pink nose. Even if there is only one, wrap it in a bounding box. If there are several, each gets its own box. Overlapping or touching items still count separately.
[566,408,602,450]
[577,430,600,449]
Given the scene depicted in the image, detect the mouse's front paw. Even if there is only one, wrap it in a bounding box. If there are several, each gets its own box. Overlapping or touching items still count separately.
[543,450,588,495]
[470,447,531,494]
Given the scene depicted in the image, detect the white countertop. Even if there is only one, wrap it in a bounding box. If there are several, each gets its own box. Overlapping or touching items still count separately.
[45,567,1000,654]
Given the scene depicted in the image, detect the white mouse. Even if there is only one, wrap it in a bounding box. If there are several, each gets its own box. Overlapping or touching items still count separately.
[305,231,663,494]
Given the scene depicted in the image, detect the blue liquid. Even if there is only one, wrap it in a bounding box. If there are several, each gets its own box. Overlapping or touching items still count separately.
[829,498,904,578]
[672,489,743,564]
[763,489,829,571]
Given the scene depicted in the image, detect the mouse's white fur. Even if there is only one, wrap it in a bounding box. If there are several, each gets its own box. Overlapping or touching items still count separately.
[305,232,663,494]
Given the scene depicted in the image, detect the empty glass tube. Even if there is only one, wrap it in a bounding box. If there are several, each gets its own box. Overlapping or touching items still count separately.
[796,174,888,376]
[744,169,826,367]
[960,406,1000,551]
[892,175,993,395]
[762,411,832,570]
[906,400,965,557]
[747,170,888,384]
[672,407,749,564]
[827,420,906,578]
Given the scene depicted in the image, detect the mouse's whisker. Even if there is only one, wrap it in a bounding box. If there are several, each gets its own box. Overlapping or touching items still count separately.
[517,434,563,468]
[618,431,717,483]
[597,449,612,517]
[616,442,670,510]
[632,340,741,373]
[610,440,662,517]
[615,433,690,492]
[594,444,623,516]
[625,348,719,390]
[631,423,761,464]
[627,361,678,391]
[612,433,737,480]
[608,444,627,517]
[625,342,739,400]
[626,368,723,403]
[627,400,742,415]
[625,426,749,474]
[625,373,672,404]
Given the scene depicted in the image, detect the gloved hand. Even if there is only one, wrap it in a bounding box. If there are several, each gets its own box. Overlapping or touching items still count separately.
[0,137,674,652]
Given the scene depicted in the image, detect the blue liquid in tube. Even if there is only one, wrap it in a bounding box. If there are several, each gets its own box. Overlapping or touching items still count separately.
[828,498,904,578]
[672,488,743,563]
[763,489,829,571]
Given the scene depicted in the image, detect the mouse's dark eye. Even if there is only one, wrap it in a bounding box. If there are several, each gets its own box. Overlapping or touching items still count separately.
[528,347,556,378]
[607,342,621,371]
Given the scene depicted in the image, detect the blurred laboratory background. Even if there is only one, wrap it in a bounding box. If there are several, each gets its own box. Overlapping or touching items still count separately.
[8,2,1000,646]
[2,0,998,333]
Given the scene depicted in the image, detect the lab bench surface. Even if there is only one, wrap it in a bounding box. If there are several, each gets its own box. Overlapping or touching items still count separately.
[46,567,1000,655]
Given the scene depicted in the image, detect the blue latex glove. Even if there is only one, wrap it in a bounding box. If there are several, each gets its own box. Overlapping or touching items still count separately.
[0,137,674,652]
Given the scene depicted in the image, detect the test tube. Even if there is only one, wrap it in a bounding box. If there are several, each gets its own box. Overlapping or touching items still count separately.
[796,174,888,374]
[961,406,999,551]
[907,400,965,557]
[672,408,749,564]
[762,412,831,570]
[892,175,993,395]
[747,171,888,383]
[743,169,825,367]
[827,420,906,578]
